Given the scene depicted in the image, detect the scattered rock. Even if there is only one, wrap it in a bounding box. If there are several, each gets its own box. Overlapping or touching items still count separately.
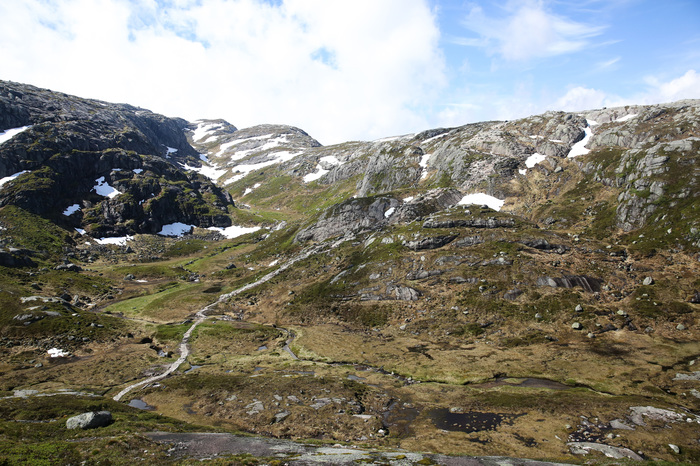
[568,442,643,461]
[503,289,523,300]
[643,276,654,286]
[66,411,112,430]
[669,444,680,454]
[571,322,583,330]
[273,411,290,423]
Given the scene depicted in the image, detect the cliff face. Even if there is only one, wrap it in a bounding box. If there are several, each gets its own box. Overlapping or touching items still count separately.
[0,81,234,237]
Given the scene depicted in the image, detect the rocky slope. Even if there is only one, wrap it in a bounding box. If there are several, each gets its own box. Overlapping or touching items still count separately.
[0,80,235,239]
[0,82,698,464]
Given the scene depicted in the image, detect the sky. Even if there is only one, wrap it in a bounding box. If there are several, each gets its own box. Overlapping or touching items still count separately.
[1,0,699,145]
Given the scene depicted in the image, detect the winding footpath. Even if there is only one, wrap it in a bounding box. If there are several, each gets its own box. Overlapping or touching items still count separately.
[113,241,330,401]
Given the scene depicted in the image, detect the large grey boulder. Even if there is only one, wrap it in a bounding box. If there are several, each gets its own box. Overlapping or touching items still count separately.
[66,411,112,429]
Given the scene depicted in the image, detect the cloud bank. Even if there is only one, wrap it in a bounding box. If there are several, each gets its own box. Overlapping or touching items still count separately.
[0,0,445,144]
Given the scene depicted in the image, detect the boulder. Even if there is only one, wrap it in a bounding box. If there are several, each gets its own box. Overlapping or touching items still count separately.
[66,411,112,430]
[536,275,602,293]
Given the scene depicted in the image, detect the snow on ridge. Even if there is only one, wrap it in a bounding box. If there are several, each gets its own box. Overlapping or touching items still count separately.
[63,204,80,216]
[208,225,261,239]
[220,136,290,161]
[0,125,32,145]
[93,176,121,198]
[192,121,224,142]
[458,193,505,211]
[568,126,592,158]
[0,170,29,189]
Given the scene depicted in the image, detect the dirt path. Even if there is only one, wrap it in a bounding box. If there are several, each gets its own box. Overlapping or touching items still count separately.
[112,241,330,401]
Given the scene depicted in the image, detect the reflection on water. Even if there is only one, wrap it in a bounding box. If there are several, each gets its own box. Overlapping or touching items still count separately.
[128,398,155,410]
[428,409,521,433]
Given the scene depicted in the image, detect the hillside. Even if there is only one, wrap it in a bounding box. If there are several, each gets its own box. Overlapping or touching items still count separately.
[0,80,698,464]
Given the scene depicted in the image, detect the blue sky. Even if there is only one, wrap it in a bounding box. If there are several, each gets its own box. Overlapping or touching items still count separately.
[1,0,698,144]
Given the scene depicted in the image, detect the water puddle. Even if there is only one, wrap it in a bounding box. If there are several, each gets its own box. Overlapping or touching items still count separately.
[128,398,155,410]
[428,409,521,433]
[383,401,420,437]
[257,345,268,351]
[184,365,202,374]
[347,374,366,382]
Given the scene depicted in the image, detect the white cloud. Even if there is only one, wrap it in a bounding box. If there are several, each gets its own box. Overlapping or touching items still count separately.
[555,86,619,111]
[555,69,700,113]
[0,0,446,144]
[459,0,605,61]
[644,69,700,103]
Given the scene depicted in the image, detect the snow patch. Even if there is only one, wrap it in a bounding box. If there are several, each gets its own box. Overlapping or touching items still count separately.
[75,228,86,235]
[458,193,505,211]
[63,204,81,216]
[192,121,223,142]
[95,236,133,245]
[402,196,414,203]
[93,177,121,198]
[268,259,279,267]
[615,113,638,122]
[303,167,329,183]
[159,223,194,237]
[519,169,527,175]
[525,153,546,168]
[0,125,32,145]
[47,348,70,358]
[529,135,544,139]
[207,225,261,239]
[0,170,29,189]
[320,155,342,166]
[133,168,143,174]
[384,207,396,218]
[568,126,592,158]
[181,162,227,182]
[420,153,432,179]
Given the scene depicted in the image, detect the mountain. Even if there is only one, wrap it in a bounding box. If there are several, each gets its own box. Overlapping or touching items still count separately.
[0,80,699,464]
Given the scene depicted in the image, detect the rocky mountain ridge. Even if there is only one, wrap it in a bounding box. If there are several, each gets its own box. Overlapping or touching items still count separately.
[0,80,699,464]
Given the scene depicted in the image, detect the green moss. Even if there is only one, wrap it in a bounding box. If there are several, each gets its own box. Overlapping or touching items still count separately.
[0,205,73,259]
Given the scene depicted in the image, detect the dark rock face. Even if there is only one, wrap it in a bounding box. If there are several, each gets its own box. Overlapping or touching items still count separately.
[423,217,515,229]
[404,235,458,251]
[536,275,603,293]
[0,80,234,237]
